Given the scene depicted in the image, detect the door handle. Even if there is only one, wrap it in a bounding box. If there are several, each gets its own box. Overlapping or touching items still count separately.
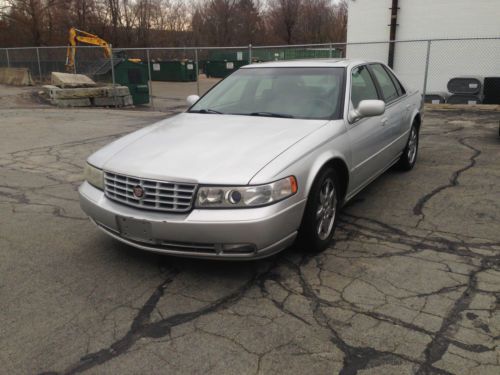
[405,104,411,111]
[381,117,388,126]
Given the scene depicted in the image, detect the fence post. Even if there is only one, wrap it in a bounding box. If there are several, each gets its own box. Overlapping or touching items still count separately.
[248,44,252,64]
[36,47,42,82]
[329,43,333,58]
[195,48,200,96]
[74,46,77,74]
[422,40,432,107]
[6,49,10,68]
[146,48,154,109]
[109,44,117,107]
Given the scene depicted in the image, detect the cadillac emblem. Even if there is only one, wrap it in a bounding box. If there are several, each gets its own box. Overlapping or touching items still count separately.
[132,185,145,199]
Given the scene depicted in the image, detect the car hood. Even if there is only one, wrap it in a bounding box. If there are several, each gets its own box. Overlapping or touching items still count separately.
[91,113,328,185]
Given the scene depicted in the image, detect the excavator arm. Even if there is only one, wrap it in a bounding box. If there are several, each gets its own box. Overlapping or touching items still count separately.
[65,28,112,72]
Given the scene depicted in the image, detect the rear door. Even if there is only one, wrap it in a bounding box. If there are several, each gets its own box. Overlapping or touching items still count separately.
[347,64,388,191]
[368,63,407,161]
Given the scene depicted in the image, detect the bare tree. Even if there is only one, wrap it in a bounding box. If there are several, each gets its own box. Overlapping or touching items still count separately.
[330,0,348,43]
[121,0,136,46]
[135,0,153,46]
[0,0,348,47]
[106,0,121,45]
[2,0,47,45]
[233,0,263,45]
[72,0,90,30]
[267,0,302,44]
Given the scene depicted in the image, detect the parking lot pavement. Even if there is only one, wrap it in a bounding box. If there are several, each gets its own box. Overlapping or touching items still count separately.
[0,101,499,374]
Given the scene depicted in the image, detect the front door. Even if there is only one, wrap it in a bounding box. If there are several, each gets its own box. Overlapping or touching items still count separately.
[347,65,390,192]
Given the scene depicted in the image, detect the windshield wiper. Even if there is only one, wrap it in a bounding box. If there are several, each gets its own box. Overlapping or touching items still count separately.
[190,108,223,114]
[248,112,294,118]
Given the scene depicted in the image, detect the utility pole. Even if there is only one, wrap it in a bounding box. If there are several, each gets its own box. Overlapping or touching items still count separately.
[388,0,399,68]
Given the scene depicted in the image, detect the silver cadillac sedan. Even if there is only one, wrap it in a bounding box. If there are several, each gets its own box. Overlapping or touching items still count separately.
[79,59,422,260]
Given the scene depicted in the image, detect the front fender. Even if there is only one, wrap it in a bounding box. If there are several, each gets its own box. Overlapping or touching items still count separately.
[250,121,351,201]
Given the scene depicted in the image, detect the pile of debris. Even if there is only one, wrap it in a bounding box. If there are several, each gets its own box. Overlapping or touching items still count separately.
[41,72,133,108]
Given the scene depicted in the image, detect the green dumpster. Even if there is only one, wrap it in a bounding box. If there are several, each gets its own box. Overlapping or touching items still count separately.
[94,59,150,105]
[207,48,342,64]
[114,60,149,105]
[205,60,247,79]
[209,51,249,62]
[149,60,197,82]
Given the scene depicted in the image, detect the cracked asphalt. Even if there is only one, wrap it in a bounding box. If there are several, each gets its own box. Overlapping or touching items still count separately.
[0,85,499,374]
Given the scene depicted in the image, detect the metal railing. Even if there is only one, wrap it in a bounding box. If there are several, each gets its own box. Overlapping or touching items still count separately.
[1,37,499,111]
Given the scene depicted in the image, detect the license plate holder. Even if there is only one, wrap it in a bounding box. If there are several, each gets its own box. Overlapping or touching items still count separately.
[116,216,153,242]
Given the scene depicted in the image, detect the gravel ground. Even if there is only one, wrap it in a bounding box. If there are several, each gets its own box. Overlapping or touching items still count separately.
[0,83,499,374]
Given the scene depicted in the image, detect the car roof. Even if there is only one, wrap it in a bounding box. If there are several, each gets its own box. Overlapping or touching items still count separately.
[241,59,371,69]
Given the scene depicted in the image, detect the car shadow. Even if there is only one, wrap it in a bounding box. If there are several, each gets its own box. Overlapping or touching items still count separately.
[106,234,294,277]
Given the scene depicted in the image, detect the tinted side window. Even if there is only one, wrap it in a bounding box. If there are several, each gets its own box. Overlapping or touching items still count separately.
[351,65,379,108]
[384,66,406,95]
[370,64,399,103]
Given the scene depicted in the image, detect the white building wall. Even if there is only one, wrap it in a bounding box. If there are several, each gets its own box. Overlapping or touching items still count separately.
[346,0,500,94]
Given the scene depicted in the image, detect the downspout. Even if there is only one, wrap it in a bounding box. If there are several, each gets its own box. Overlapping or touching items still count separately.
[388,0,399,68]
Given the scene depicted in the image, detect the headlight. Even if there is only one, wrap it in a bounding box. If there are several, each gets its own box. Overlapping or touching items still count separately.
[84,163,104,190]
[195,176,298,208]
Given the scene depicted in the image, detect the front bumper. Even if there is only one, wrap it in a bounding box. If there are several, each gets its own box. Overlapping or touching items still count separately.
[78,181,305,260]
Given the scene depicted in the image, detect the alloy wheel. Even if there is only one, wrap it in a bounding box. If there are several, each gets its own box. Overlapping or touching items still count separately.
[316,178,337,240]
[407,127,418,164]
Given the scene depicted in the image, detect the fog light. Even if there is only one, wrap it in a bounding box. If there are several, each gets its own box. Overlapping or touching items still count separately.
[215,243,256,254]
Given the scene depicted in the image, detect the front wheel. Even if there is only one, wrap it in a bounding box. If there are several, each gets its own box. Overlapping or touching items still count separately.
[298,168,340,253]
[397,123,419,171]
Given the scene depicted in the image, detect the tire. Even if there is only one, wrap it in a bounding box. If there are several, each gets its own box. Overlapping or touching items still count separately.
[298,167,340,253]
[397,122,419,171]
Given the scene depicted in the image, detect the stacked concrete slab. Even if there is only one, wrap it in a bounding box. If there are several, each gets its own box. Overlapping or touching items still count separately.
[51,72,96,88]
[43,72,133,108]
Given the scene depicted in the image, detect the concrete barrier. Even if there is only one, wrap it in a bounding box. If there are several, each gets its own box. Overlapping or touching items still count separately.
[0,68,34,86]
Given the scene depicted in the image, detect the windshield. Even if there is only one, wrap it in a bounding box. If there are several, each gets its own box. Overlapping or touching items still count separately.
[190,67,345,120]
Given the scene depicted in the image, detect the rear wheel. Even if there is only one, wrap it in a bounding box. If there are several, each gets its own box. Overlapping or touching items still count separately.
[397,123,419,171]
[298,168,340,253]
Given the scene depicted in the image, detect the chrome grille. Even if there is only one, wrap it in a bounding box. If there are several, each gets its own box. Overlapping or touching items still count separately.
[104,171,197,213]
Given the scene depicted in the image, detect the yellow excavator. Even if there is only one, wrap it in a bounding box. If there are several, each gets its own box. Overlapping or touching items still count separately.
[65,28,111,72]
[65,28,140,72]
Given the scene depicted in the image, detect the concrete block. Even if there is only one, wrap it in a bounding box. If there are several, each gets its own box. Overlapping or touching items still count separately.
[42,85,60,97]
[122,95,134,106]
[51,98,92,107]
[105,86,130,97]
[93,97,117,106]
[50,87,108,100]
[93,95,134,107]
[51,72,96,88]
[0,68,33,86]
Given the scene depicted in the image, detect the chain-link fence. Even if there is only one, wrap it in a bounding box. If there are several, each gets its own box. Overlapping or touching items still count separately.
[0,37,498,111]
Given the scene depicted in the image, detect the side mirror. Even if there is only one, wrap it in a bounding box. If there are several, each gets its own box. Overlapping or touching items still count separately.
[186,95,200,106]
[349,100,385,122]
